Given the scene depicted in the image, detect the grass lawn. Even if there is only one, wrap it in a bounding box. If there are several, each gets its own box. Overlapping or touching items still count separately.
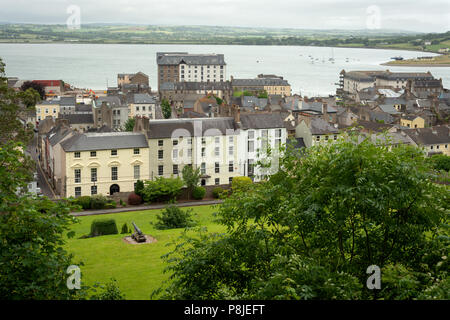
[64,205,225,300]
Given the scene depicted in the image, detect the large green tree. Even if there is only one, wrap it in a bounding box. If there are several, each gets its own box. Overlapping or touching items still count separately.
[0,58,41,145]
[181,165,201,200]
[156,134,449,300]
[161,98,171,119]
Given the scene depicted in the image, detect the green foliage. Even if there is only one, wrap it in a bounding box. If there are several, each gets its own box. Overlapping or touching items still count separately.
[156,133,450,300]
[231,176,252,191]
[154,205,196,230]
[243,90,253,96]
[90,219,118,237]
[0,141,81,299]
[142,177,184,203]
[215,96,223,105]
[212,187,224,199]
[428,154,450,172]
[20,81,45,100]
[182,165,201,200]
[161,98,171,119]
[89,279,126,300]
[119,199,126,207]
[257,90,268,99]
[76,196,92,210]
[120,223,130,234]
[0,58,40,145]
[192,186,206,200]
[124,117,135,132]
[90,195,109,210]
[134,179,145,197]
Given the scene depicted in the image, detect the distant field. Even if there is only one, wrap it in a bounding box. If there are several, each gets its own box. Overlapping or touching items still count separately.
[64,205,224,300]
[383,54,450,66]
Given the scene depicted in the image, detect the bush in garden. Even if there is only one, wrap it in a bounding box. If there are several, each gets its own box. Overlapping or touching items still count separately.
[128,192,143,205]
[142,177,184,203]
[192,186,206,200]
[104,201,116,209]
[154,205,196,230]
[90,195,109,210]
[76,196,92,210]
[231,176,252,192]
[212,187,223,199]
[120,223,130,234]
[90,219,118,237]
[134,179,145,197]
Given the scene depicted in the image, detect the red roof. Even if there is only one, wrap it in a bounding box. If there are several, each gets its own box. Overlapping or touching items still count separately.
[32,80,63,87]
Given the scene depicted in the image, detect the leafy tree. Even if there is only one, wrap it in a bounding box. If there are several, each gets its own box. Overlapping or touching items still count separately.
[181,165,201,200]
[161,98,171,119]
[0,58,41,145]
[243,90,253,96]
[142,177,184,203]
[428,154,450,172]
[124,117,135,132]
[134,179,145,197]
[155,204,196,230]
[155,133,449,300]
[0,141,81,299]
[192,186,206,200]
[257,90,268,99]
[20,81,45,100]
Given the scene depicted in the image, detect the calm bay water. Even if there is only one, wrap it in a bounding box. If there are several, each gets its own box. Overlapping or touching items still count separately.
[1,43,449,97]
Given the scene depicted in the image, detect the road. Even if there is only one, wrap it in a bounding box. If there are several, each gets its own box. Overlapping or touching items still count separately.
[28,133,57,199]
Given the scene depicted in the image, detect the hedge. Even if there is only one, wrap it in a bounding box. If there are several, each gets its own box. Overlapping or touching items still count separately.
[90,219,118,237]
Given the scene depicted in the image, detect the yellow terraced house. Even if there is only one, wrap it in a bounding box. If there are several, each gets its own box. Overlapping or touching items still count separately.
[36,100,60,122]
[60,132,150,197]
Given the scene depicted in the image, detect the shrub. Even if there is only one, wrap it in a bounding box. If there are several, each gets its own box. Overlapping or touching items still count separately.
[231,176,253,191]
[90,219,118,237]
[90,195,109,210]
[212,187,223,199]
[128,192,143,205]
[155,205,196,230]
[134,180,145,197]
[76,196,91,210]
[120,223,130,234]
[104,202,116,209]
[142,177,184,203]
[119,199,126,207]
[192,186,206,200]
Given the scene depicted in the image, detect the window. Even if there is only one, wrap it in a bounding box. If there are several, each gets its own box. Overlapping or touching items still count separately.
[173,165,178,175]
[229,177,233,184]
[248,131,254,139]
[188,148,192,157]
[91,185,97,195]
[202,137,206,145]
[158,165,164,176]
[91,168,97,182]
[334,135,337,141]
[215,137,220,144]
[215,162,220,173]
[90,151,96,157]
[248,141,254,153]
[111,149,117,156]
[215,146,220,157]
[74,169,81,183]
[229,145,234,156]
[261,130,268,151]
[188,138,192,145]
[248,159,254,176]
[325,135,329,141]
[173,139,178,146]
[201,179,206,186]
[215,178,220,185]
[201,163,206,174]
[74,152,80,158]
[75,187,81,197]
[136,106,139,111]
[173,149,178,160]
[316,136,320,142]
[158,140,164,146]
[133,148,140,155]
[201,147,206,157]
[229,136,233,144]
[111,167,118,181]
[158,150,164,160]
[229,161,234,173]
[134,165,140,179]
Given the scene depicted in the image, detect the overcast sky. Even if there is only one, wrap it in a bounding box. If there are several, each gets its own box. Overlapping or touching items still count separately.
[0,0,449,32]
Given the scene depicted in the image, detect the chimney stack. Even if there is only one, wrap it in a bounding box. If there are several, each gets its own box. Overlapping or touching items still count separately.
[233,105,241,123]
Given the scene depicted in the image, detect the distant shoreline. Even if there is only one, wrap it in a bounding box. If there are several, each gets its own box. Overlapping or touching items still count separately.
[380,62,450,67]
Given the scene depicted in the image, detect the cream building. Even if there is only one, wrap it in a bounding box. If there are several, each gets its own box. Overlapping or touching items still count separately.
[404,125,450,156]
[36,100,60,122]
[136,117,241,186]
[400,115,425,129]
[60,132,149,197]
[127,93,157,119]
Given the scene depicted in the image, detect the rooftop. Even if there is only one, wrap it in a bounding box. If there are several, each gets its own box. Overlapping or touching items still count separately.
[157,52,226,66]
[61,132,148,152]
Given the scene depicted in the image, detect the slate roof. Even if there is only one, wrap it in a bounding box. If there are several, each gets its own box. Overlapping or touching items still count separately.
[355,120,394,133]
[48,126,72,146]
[309,118,339,135]
[61,132,149,152]
[146,118,238,139]
[378,104,401,115]
[239,113,285,130]
[75,104,92,113]
[130,93,157,104]
[157,52,226,65]
[403,125,450,145]
[95,96,122,108]
[59,97,76,106]
[61,113,94,124]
